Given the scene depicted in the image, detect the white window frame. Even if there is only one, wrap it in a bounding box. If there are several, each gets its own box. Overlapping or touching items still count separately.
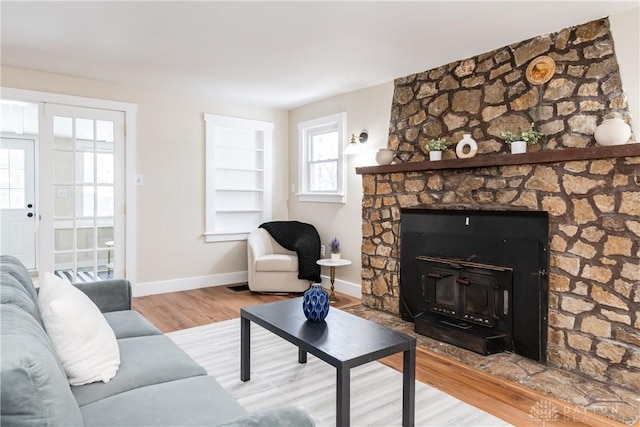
[297,112,346,204]
[204,113,273,242]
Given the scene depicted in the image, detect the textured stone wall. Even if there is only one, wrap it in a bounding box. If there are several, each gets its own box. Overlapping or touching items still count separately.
[361,16,639,391]
[361,158,640,391]
[388,18,632,162]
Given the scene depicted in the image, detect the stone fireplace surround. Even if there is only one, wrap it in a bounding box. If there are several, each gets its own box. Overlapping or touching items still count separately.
[354,16,640,398]
[355,146,640,424]
[357,146,640,394]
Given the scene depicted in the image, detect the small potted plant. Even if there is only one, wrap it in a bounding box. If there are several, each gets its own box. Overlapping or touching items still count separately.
[426,138,449,161]
[501,123,543,154]
[329,237,341,261]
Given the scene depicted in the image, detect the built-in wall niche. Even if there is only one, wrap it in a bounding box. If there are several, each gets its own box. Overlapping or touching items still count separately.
[203,114,273,242]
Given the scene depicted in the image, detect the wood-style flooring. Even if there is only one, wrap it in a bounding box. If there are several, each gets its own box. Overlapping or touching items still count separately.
[134,286,626,427]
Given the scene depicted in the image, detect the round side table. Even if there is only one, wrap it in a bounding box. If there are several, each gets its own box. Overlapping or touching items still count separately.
[316,258,351,302]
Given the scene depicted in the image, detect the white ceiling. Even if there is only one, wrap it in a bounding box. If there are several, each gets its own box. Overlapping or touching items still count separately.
[1,1,637,110]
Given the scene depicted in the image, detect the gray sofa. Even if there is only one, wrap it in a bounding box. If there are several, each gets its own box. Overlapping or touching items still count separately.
[0,255,315,426]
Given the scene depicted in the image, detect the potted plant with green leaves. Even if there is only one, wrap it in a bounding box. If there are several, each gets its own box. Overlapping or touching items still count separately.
[501,123,543,154]
[329,237,341,261]
[426,138,449,161]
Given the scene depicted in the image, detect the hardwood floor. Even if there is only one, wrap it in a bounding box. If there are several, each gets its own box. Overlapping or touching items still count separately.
[133,286,360,331]
[134,286,624,427]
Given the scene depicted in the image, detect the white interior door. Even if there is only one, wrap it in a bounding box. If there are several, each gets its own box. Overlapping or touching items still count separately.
[0,137,36,269]
[41,105,125,282]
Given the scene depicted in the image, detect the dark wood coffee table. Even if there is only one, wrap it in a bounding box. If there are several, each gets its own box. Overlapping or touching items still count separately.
[240,298,416,427]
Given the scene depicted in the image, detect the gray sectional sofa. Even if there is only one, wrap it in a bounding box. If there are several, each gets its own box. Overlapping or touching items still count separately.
[0,255,314,426]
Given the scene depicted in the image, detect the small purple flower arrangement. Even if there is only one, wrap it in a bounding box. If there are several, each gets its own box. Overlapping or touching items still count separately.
[329,237,341,254]
[329,237,341,261]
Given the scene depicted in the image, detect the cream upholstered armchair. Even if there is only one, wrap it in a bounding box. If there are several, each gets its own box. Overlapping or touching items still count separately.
[247,228,312,292]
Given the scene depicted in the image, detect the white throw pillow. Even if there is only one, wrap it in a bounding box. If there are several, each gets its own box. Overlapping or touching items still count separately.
[38,272,120,386]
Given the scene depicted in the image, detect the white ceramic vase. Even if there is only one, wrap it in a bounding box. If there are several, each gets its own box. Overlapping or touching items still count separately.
[510,140,527,154]
[594,117,631,146]
[331,253,341,262]
[455,134,478,159]
[375,148,395,165]
[429,151,442,161]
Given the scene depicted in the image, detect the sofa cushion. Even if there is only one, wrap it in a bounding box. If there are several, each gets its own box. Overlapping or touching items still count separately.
[72,334,207,406]
[38,272,120,386]
[256,254,298,272]
[0,255,38,302]
[104,310,163,339]
[74,280,132,313]
[1,272,43,326]
[80,375,247,426]
[0,304,84,426]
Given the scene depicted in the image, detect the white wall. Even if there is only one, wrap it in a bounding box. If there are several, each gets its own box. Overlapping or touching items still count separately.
[287,82,394,297]
[0,66,289,291]
[610,7,640,136]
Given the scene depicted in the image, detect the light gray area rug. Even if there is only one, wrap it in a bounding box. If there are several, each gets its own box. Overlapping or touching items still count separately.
[168,318,511,427]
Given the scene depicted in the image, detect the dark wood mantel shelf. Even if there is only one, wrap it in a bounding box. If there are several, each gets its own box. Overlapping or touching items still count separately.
[355,143,640,175]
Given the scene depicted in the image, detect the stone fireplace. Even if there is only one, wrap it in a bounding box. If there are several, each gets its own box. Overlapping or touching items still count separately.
[356,17,640,392]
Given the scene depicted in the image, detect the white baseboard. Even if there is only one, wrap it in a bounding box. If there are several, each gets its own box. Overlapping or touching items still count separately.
[133,270,362,300]
[318,275,362,299]
[133,271,248,297]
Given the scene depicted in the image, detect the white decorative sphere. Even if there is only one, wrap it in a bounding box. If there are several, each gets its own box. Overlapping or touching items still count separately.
[375,148,395,165]
[594,118,631,146]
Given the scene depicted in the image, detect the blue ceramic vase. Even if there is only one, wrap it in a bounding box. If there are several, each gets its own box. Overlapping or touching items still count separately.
[303,283,330,321]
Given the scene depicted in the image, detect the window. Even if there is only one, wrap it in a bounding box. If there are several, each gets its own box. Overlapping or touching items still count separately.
[297,112,346,203]
[0,148,25,209]
[204,114,273,242]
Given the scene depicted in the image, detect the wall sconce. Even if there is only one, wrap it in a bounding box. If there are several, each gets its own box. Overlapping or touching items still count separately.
[343,130,368,155]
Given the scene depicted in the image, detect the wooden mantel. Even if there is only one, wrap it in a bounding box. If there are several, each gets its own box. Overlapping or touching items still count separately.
[355,143,640,175]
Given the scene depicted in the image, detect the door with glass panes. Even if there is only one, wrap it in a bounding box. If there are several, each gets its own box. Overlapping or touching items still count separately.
[43,105,125,282]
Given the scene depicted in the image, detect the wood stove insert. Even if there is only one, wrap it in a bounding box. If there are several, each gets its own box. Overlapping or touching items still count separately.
[400,209,549,362]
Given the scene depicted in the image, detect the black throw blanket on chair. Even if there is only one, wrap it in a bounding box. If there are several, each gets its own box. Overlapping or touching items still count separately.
[260,221,321,283]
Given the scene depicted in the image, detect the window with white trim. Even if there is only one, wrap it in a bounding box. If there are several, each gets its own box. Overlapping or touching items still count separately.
[297,112,346,204]
[204,114,273,242]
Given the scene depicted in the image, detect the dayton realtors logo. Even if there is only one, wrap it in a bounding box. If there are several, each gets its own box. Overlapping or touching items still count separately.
[529,400,559,425]
[529,400,624,424]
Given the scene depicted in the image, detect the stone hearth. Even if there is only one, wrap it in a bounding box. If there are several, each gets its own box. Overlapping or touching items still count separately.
[344,304,640,425]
